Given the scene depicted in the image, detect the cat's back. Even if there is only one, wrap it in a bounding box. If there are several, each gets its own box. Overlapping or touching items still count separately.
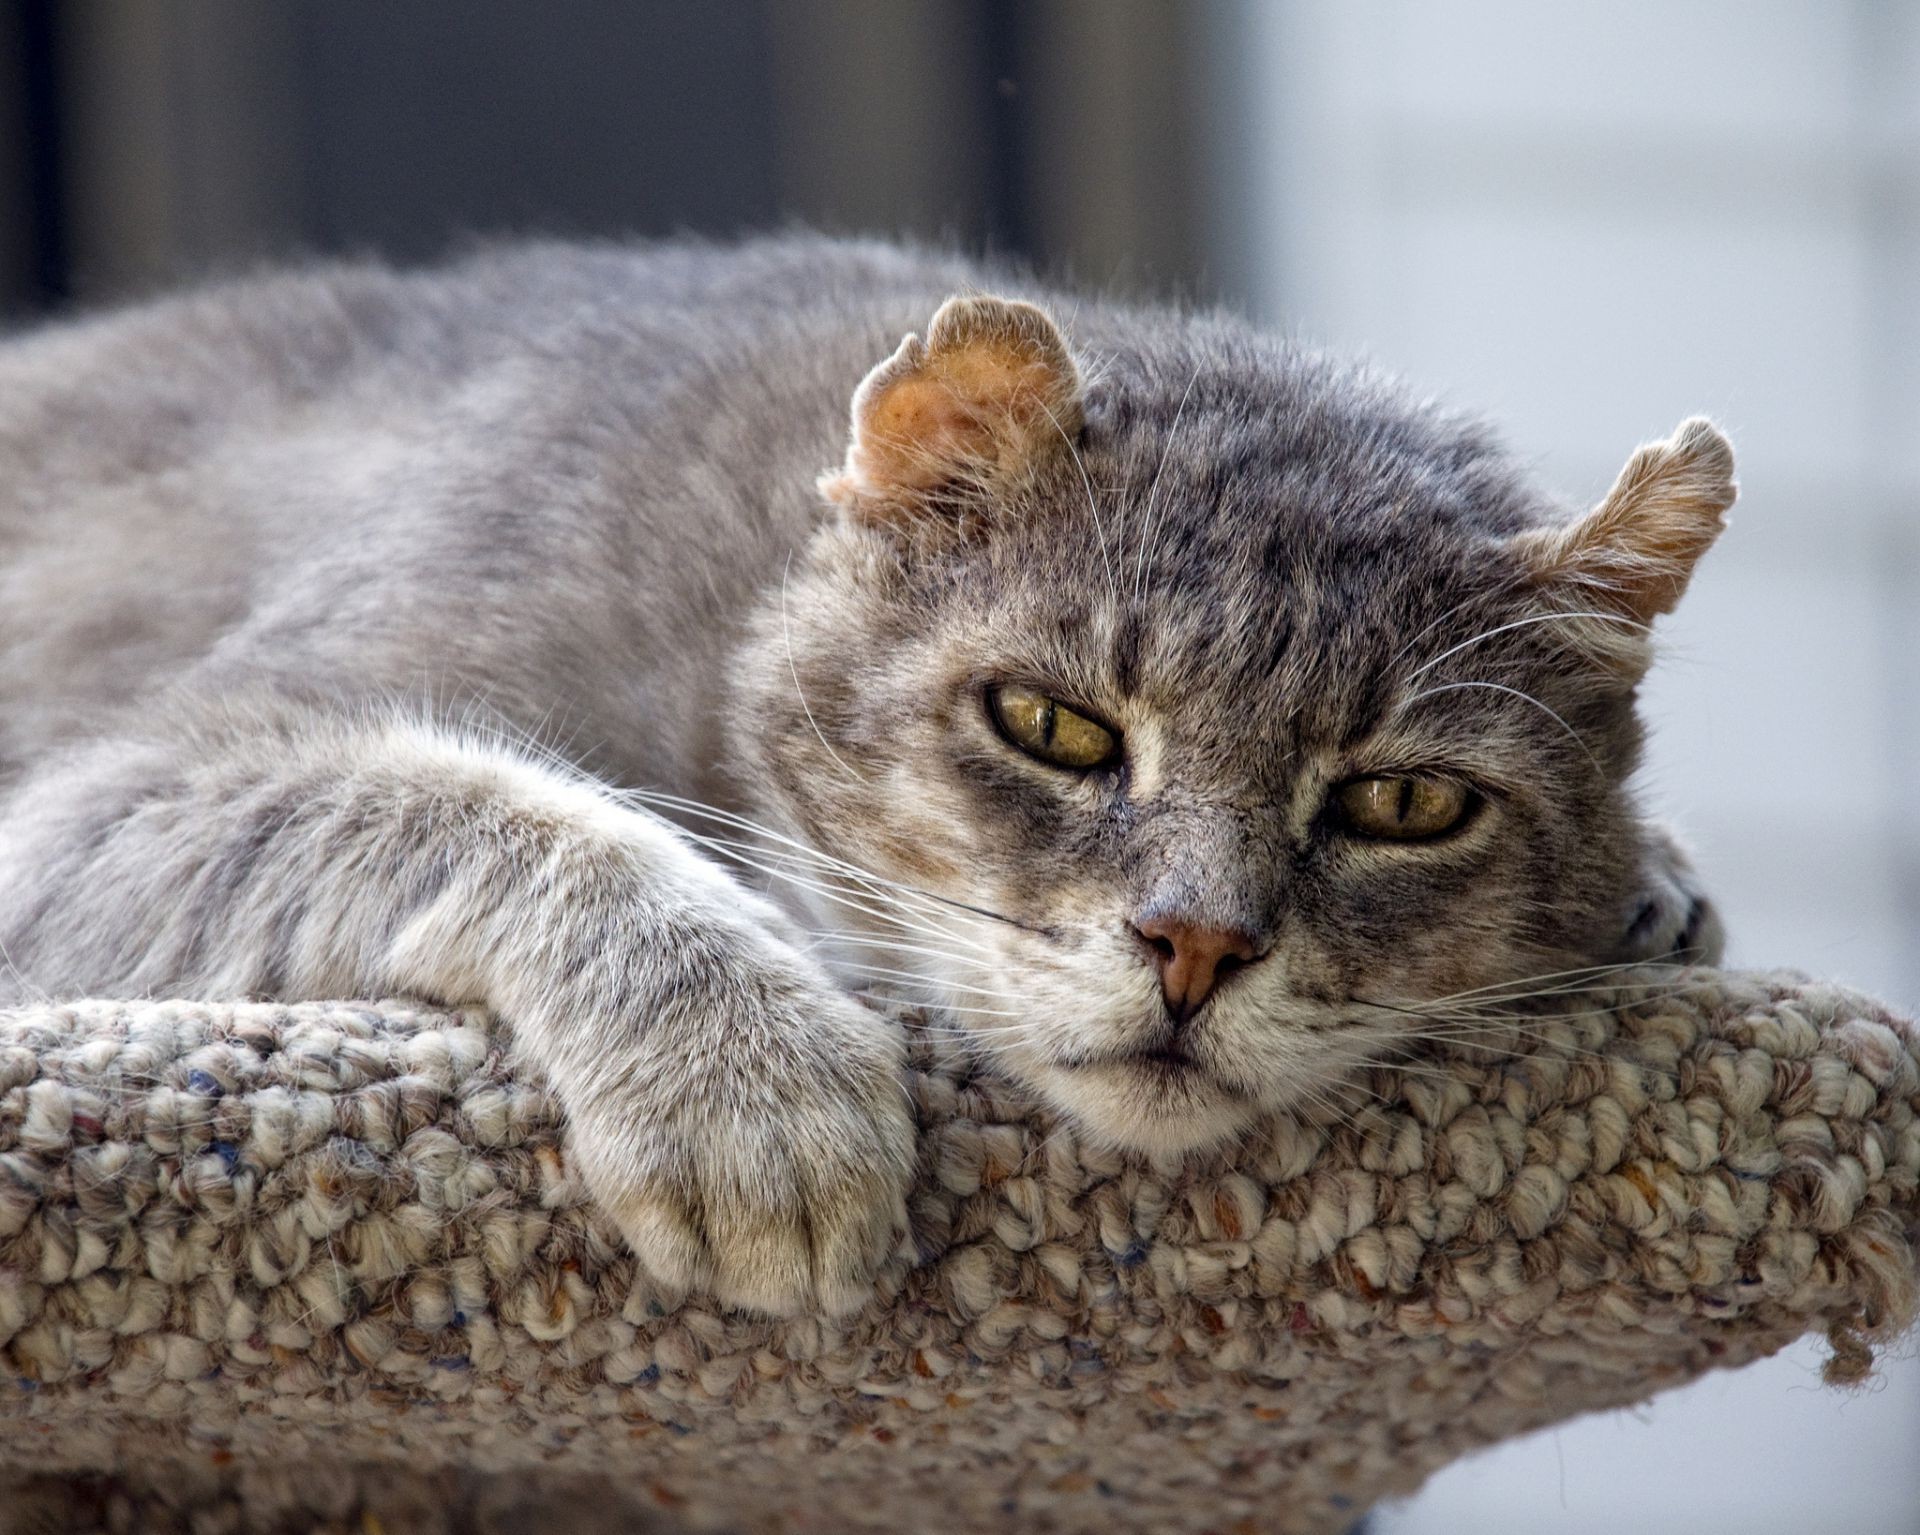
[0,236,970,526]
[0,237,976,779]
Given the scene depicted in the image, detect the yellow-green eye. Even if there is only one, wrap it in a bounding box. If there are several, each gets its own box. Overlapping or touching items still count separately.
[1335,775,1474,840]
[987,683,1119,770]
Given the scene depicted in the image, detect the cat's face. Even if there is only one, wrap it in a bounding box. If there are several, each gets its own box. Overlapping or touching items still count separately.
[738,296,1733,1154]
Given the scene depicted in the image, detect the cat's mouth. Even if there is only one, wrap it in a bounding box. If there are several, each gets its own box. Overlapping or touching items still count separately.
[1057,1040,1243,1094]
[1038,1044,1257,1154]
[1131,1042,1205,1075]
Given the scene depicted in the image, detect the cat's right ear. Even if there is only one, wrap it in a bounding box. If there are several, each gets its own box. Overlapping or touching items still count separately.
[821,294,1084,533]
[1511,417,1736,672]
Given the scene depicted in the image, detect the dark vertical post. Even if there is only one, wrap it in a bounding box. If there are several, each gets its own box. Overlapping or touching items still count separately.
[9,0,71,309]
[978,0,1032,260]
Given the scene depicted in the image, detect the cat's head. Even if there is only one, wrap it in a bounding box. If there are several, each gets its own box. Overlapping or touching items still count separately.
[736,293,1733,1154]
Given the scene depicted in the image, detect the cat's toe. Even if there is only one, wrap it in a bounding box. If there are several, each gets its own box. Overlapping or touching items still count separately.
[579,1078,913,1319]
[613,1158,907,1318]
[1620,829,1728,960]
[1673,892,1726,964]
[705,1176,907,1318]
[599,1184,704,1304]
[794,1168,913,1319]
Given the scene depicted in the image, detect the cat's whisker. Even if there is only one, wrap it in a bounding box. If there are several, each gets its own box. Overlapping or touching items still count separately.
[1036,396,1120,611]
[1405,609,1653,682]
[663,824,999,952]
[624,790,887,882]
[1399,956,1688,1008]
[1404,1001,1640,1025]
[693,834,961,929]
[913,1026,1047,1064]
[1349,1002,1689,1069]
[0,932,48,1004]
[1421,969,1702,1012]
[645,800,1017,954]
[689,833,993,939]
[1396,1035,1688,1080]
[1132,360,1205,601]
[828,961,1026,1002]
[1388,593,1491,669]
[913,1022,1046,1042]
[625,788,1038,934]
[850,991,1023,1020]
[1394,1004,1669,1036]
[1363,1005,1659,1048]
[913,1023,1040,1050]
[1278,1047,1395,1108]
[1384,1027,1617,1058]
[801,923,985,958]
[1281,1078,1368,1134]
[459,701,595,789]
[1370,1034,1602,1066]
[1351,992,1638,1026]
[1396,680,1604,777]
[917,1022,1052,1045]
[1359,1056,1477,1084]
[688,840,998,954]
[781,549,866,788]
[801,930,999,973]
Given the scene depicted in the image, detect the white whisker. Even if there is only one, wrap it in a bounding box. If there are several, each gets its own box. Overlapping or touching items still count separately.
[1406,609,1652,681]
[830,961,1025,1002]
[781,549,864,787]
[1397,679,1603,775]
[1132,361,1204,601]
[681,834,998,953]
[851,991,1022,1019]
[1037,397,1119,610]
[1411,959,1693,1009]
[802,930,998,972]
[625,787,1030,932]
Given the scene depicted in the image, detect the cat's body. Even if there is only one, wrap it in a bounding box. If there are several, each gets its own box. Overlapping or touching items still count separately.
[0,236,1728,1315]
[0,239,966,789]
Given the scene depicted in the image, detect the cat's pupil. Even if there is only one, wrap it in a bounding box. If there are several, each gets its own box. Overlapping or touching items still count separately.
[986,684,1118,770]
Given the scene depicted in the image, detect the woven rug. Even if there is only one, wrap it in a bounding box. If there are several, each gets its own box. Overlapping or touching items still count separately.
[2,973,1916,1534]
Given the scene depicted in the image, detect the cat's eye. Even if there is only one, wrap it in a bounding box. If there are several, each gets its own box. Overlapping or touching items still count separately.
[987,683,1119,770]
[1334,775,1474,841]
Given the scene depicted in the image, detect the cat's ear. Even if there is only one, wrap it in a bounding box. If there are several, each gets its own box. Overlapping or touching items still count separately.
[1514,417,1736,629]
[821,294,1083,529]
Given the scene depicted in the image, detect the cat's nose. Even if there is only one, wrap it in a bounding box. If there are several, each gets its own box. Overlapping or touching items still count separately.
[1131,915,1259,1025]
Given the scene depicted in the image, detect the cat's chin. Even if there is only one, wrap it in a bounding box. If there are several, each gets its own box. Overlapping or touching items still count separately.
[1032,1058,1260,1157]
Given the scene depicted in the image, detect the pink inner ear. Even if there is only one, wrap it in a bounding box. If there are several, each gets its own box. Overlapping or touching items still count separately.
[1514,419,1736,625]
[825,295,1084,522]
[860,376,996,492]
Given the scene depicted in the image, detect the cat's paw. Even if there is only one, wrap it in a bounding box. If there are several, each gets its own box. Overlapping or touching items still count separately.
[562,947,915,1319]
[1616,824,1725,965]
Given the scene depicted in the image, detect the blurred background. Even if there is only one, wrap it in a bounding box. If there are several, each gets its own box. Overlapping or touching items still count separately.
[2,2,1914,1530]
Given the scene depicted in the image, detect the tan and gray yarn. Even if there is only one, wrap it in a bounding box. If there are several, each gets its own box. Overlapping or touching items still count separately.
[2,972,1916,1534]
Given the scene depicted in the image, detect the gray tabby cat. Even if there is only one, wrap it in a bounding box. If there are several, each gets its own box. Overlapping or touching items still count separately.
[0,237,1728,1317]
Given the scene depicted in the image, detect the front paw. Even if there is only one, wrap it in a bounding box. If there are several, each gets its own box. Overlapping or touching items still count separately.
[563,954,915,1318]
[1617,826,1726,965]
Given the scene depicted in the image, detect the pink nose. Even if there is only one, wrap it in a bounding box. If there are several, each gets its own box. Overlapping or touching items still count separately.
[1132,915,1259,1025]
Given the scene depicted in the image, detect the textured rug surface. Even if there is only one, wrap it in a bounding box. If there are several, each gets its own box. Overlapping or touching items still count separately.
[2,973,1916,1535]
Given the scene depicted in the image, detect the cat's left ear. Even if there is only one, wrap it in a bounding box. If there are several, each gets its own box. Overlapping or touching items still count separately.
[821,294,1083,529]
[1514,417,1736,628]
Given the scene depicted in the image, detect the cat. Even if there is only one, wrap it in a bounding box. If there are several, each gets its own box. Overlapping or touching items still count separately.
[0,236,1729,1317]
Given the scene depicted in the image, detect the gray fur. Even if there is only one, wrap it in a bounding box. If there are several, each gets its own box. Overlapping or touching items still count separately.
[0,236,1726,1315]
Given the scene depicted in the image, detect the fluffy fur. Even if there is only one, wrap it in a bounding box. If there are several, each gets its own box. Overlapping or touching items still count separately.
[0,236,1727,1315]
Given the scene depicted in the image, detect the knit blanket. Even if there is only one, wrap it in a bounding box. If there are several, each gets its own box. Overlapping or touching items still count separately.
[2,973,1916,1535]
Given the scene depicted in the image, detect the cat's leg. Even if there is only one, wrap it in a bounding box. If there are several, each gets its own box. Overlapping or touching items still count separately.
[0,695,914,1316]
[1615,822,1725,965]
